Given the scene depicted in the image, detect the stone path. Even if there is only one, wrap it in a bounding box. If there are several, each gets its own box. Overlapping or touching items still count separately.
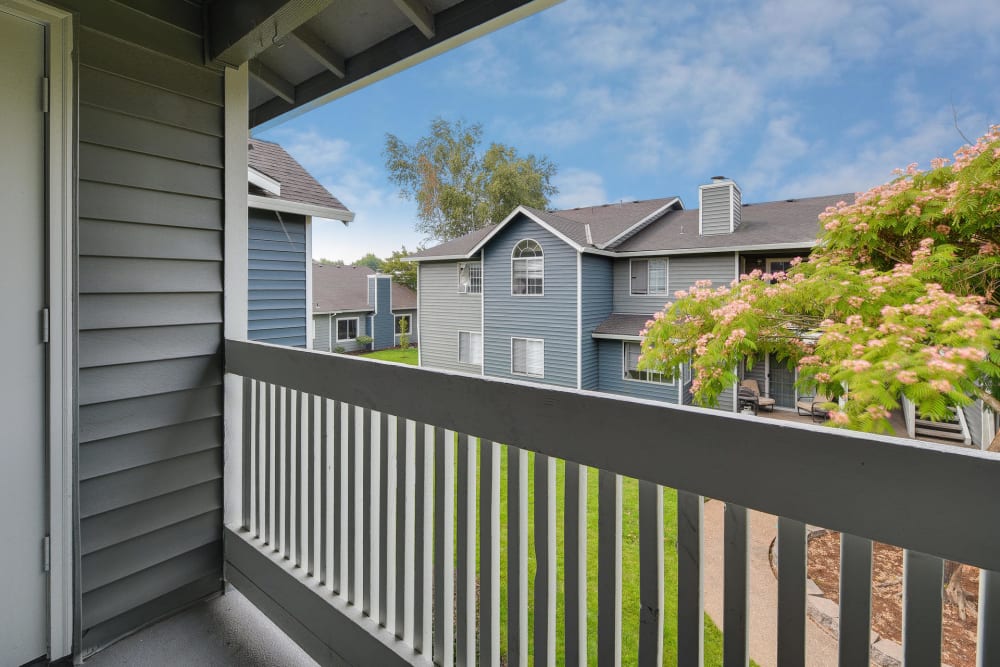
[702,500,840,667]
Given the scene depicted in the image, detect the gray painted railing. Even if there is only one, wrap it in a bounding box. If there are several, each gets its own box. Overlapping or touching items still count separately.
[224,339,1000,667]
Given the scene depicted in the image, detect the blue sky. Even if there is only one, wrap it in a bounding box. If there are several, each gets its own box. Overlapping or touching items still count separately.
[257,0,1000,264]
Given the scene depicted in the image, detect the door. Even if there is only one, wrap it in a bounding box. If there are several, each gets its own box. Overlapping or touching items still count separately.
[768,353,796,409]
[0,8,49,664]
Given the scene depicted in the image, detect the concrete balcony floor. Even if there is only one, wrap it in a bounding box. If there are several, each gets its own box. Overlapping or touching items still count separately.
[85,586,317,666]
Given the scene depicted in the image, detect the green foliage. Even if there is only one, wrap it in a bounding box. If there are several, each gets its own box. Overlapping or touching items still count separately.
[380,245,419,291]
[641,126,1000,433]
[398,315,410,350]
[353,252,383,272]
[355,334,373,348]
[384,117,558,241]
[317,257,345,266]
[333,345,346,354]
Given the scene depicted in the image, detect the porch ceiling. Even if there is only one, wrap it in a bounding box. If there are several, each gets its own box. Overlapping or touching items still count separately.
[206,0,561,129]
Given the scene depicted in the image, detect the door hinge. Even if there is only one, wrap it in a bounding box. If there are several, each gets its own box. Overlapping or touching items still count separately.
[41,77,49,113]
[41,307,50,344]
[42,536,51,573]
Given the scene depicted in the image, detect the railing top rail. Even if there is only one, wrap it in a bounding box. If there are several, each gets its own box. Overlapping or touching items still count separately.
[226,338,1000,571]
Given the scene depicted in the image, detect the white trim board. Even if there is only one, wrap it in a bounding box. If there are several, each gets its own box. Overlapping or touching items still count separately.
[247,165,280,196]
[248,193,355,222]
[598,197,681,249]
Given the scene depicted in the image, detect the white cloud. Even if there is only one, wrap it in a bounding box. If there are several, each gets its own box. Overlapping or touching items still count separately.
[551,168,608,208]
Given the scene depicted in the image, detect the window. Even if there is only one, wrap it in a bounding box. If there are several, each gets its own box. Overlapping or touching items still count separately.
[511,239,543,295]
[337,317,359,341]
[766,257,795,274]
[458,331,483,365]
[394,314,411,335]
[512,337,544,377]
[458,262,482,294]
[630,258,667,295]
[623,342,668,383]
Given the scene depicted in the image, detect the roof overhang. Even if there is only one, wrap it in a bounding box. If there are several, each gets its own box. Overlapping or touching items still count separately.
[611,241,817,258]
[248,166,281,196]
[592,333,643,341]
[468,205,585,255]
[249,194,355,223]
[211,0,562,129]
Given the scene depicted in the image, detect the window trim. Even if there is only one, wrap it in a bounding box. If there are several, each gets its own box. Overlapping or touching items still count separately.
[622,341,669,384]
[765,257,795,274]
[394,313,411,335]
[457,261,482,294]
[511,336,545,378]
[511,239,544,297]
[457,330,483,365]
[629,257,668,296]
[336,316,359,342]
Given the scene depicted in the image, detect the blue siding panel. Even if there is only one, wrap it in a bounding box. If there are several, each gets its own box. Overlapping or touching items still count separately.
[372,276,395,350]
[580,255,613,390]
[247,208,307,347]
[483,215,578,388]
[597,340,679,403]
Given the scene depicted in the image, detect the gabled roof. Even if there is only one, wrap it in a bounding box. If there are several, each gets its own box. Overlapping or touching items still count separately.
[407,197,680,261]
[312,263,417,313]
[613,193,851,254]
[248,138,354,222]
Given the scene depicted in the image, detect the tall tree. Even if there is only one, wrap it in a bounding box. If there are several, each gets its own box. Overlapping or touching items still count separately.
[640,125,1000,439]
[384,117,558,241]
[353,252,383,272]
[380,245,419,291]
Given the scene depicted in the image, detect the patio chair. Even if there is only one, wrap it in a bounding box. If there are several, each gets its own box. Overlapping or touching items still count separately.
[796,393,834,421]
[739,379,776,412]
[737,386,760,415]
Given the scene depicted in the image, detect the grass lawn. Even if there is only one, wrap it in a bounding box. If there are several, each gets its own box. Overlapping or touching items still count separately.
[360,347,419,365]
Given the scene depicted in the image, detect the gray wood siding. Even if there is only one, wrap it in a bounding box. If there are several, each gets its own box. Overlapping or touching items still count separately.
[248,209,307,347]
[611,258,673,315]
[393,308,418,346]
[597,340,679,403]
[580,255,613,390]
[963,401,984,448]
[418,262,482,374]
[700,185,733,235]
[741,357,767,390]
[331,311,372,353]
[70,0,225,653]
[313,313,332,351]
[483,216,578,388]
[669,254,736,294]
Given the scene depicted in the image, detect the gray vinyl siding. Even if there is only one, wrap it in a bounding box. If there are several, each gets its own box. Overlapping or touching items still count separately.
[741,357,767,389]
[683,378,735,412]
[313,313,332,351]
[597,340,679,403]
[963,401,984,448]
[580,255,613,390]
[248,209,307,347]
[700,185,734,235]
[669,254,736,294]
[393,308,418,346]
[483,216,578,388]
[611,258,673,315]
[72,0,225,654]
[371,276,395,350]
[418,261,483,374]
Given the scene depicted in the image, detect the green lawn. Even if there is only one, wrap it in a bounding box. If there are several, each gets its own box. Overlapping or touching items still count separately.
[360,347,419,365]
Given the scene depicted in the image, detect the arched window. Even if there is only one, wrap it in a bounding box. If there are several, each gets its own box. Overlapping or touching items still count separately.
[511,239,543,295]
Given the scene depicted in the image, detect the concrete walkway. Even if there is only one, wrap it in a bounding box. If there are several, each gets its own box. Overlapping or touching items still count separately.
[702,500,840,667]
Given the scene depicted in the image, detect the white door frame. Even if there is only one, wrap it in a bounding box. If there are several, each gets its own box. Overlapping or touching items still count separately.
[1,0,76,659]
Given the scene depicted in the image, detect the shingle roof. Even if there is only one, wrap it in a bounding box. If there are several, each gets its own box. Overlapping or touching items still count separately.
[613,193,852,253]
[248,138,351,214]
[312,263,417,313]
[592,313,656,337]
[409,198,680,260]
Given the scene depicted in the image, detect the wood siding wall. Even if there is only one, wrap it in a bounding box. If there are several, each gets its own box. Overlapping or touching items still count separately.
[248,209,307,347]
[611,258,672,315]
[371,276,395,350]
[700,184,734,235]
[596,340,679,403]
[483,216,578,388]
[313,313,332,351]
[668,254,735,294]
[418,261,482,374]
[68,0,225,654]
[393,307,418,346]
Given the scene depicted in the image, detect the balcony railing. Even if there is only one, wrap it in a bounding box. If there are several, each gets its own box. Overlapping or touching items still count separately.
[224,339,1000,666]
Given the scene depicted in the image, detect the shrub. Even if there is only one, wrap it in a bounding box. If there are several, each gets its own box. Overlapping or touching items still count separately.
[356,335,373,348]
[333,346,346,354]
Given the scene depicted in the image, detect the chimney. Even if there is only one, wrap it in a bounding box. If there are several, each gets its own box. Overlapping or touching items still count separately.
[698,176,742,235]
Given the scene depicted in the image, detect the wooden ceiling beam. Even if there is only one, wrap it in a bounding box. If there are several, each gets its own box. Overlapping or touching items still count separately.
[289,27,346,78]
[392,0,436,39]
